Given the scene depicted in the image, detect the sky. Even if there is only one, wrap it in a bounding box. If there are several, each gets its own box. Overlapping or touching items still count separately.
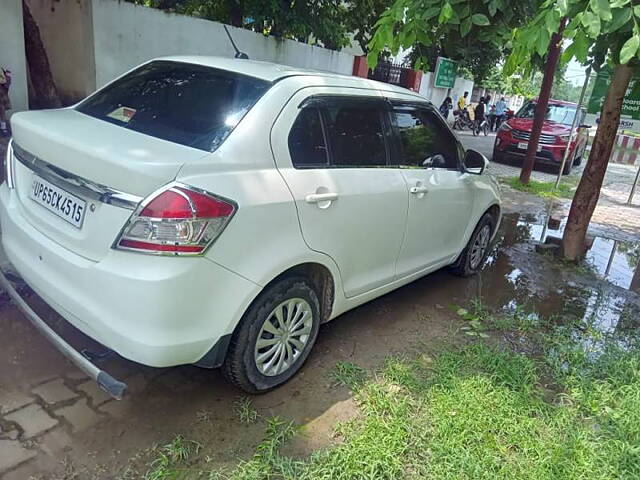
[565,59,590,87]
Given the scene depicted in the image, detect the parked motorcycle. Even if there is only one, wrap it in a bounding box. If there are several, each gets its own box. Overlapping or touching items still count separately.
[452,108,474,131]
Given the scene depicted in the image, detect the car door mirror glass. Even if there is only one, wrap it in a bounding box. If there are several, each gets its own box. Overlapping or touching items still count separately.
[463,149,487,174]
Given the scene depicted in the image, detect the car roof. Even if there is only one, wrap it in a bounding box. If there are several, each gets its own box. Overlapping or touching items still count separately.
[156,55,420,97]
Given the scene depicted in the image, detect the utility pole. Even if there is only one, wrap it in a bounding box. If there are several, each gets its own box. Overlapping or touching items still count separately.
[555,66,592,188]
[519,18,567,184]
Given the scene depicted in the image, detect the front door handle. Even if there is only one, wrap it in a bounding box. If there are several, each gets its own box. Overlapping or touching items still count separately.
[305,192,339,204]
[409,186,429,195]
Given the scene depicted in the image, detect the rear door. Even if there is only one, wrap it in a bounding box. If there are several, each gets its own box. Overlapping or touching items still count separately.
[390,103,475,276]
[271,90,408,298]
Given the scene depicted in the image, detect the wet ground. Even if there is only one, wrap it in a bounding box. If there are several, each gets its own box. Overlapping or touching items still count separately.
[1,134,639,479]
[1,201,638,479]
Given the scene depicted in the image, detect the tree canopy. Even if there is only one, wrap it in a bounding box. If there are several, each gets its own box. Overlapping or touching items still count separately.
[367,0,540,82]
[507,0,640,73]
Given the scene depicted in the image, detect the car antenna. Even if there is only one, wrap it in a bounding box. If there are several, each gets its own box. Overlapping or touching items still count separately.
[223,25,249,59]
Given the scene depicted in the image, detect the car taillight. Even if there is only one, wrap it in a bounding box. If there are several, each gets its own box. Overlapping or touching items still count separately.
[114,184,236,255]
[4,139,15,189]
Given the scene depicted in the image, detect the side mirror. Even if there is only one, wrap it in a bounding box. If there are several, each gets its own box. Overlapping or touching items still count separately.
[463,149,488,175]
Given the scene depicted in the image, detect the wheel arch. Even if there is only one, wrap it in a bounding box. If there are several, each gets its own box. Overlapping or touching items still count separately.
[195,261,336,369]
[260,262,335,324]
[486,203,501,227]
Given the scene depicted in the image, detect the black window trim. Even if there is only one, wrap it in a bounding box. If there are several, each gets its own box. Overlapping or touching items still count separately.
[387,100,464,171]
[290,95,395,170]
[287,106,331,169]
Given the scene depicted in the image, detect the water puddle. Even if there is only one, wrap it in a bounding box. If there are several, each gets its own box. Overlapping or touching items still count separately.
[478,210,640,359]
[513,205,640,291]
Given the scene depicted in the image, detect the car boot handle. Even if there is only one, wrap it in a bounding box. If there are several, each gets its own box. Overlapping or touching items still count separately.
[305,192,339,203]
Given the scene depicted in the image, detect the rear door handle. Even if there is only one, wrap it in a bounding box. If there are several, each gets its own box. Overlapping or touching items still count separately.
[305,192,339,204]
[409,186,429,194]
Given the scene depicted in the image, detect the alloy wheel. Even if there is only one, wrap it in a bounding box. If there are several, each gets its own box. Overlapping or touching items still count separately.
[254,298,314,377]
[470,224,491,269]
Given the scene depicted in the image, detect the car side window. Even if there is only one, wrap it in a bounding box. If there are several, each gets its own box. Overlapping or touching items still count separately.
[323,103,388,167]
[288,107,329,168]
[391,107,459,169]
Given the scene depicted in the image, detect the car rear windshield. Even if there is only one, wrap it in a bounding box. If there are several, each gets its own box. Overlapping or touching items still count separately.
[516,101,577,126]
[76,61,271,152]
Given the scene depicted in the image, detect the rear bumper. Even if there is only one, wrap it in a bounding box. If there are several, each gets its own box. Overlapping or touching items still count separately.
[0,185,261,368]
[0,271,127,400]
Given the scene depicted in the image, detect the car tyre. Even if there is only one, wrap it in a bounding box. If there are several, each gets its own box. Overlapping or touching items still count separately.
[449,213,495,277]
[222,277,321,394]
[562,157,573,175]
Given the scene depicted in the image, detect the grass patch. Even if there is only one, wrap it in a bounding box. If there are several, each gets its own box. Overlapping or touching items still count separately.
[234,397,259,424]
[500,176,576,199]
[212,303,639,479]
[331,361,368,388]
[145,435,200,480]
[140,303,640,479]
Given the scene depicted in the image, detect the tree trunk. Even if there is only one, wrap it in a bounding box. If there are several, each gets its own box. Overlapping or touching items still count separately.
[562,63,635,260]
[631,260,640,294]
[519,19,566,184]
[22,0,61,109]
[228,1,243,27]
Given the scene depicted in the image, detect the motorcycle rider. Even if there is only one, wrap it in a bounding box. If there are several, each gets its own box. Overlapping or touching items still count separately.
[456,91,470,125]
[494,97,508,131]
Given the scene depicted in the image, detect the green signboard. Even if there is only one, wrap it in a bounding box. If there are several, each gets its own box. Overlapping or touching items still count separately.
[433,57,458,89]
[587,69,640,120]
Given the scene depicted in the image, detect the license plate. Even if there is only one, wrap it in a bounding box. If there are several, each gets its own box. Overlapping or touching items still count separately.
[30,176,86,228]
[517,142,542,152]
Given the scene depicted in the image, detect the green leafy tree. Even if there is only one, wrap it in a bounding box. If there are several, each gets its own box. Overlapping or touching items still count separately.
[367,0,540,81]
[507,0,640,260]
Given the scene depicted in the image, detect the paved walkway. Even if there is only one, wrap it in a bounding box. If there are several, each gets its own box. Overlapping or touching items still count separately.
[458,130,640,241]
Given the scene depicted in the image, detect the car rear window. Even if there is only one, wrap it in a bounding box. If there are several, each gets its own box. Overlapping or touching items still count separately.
[76,61,271,152]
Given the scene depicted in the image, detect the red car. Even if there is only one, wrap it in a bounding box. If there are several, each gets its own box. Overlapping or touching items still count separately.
[493,99,590,175]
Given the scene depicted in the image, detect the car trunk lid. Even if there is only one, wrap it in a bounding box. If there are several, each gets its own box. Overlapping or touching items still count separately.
[10,109,208,262]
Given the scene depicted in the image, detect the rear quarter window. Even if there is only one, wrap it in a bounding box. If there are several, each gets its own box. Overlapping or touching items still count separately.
[76,61,271,152]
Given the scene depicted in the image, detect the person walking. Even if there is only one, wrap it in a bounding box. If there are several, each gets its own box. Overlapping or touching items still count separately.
[0,68,12,137]
[473,96,486,135]
[494,97,507,132]
[439,97,453,120]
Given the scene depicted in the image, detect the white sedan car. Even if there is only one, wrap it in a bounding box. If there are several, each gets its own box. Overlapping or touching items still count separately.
[0,57,501,396]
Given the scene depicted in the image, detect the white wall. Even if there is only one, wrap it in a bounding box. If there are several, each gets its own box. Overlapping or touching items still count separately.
[419,72,446,107]
[0,0,29,112]
[418,73,474,111]
[91,0,355,89]
[27,0,96,103]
